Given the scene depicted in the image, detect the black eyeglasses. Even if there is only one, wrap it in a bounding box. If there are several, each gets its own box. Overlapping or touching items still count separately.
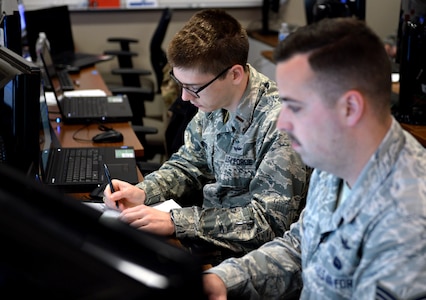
[170,66,232,98]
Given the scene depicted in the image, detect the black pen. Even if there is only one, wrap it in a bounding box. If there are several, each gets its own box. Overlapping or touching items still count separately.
[103,163,119,209]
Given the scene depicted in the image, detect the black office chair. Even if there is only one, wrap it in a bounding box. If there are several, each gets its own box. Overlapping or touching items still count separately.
[104,8,174,175]
[104,36,155,132]
[149,8,173,96]
[104,38,155,102]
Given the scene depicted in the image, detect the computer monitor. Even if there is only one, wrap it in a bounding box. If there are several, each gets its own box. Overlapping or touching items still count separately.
[0,45,40,177]
[0,2,22,55]
[0,162,206,298]
[392,0,426,125]
[24,5,76,63]
[260,0,281,35]
[305,0,366,25]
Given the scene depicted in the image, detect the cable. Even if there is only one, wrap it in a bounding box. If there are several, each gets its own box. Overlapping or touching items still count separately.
[72,122,117,142]
[71,123,94,143]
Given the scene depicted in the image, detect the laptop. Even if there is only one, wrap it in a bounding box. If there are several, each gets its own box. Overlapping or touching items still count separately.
[24,5,112,70]
[40,52,75,91]
[39,41,134,124]
[39,97,139,193]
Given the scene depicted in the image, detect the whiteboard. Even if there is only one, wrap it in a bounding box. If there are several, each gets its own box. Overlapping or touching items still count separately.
[23,0,262,10]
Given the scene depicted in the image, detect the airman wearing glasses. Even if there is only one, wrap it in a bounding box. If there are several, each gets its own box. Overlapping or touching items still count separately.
[103,8,310,266]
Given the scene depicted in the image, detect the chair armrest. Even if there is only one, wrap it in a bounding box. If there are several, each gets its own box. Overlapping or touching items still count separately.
[111,68,152,76]
[107,37,139,51]
[132,125,158,135]
[104,50,138,57]
[110,86,155,101]
[108,37,139,43]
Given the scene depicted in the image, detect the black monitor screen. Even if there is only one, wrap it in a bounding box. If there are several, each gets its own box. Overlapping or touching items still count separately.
[306,0,366,24]
[0,163,206,298]
[0,45,40,177]
[0,10,22,55]
[24,5,75,63]
[260,0,281,35]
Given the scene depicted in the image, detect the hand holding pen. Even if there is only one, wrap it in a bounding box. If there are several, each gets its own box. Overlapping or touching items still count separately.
[103,163,119,209]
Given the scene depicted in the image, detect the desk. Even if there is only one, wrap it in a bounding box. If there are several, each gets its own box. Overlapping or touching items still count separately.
[400,123,426,146]
[248,30,278,65]
[48,66,144,158]
[261,50,274,63]
[48,66,144,199]
[248,30,279,48]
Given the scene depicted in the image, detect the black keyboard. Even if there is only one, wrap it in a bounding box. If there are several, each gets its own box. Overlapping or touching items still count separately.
[57,70,75,90]
[67,97,108,117]
[63,148,101,183]
[42,69,74,91]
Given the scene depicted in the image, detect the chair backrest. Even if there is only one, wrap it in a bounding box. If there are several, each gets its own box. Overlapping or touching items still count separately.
[150,8,173,94]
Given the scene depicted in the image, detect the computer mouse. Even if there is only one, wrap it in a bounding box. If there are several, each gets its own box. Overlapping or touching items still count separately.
[89,183,108,200]
[92,130,123,143]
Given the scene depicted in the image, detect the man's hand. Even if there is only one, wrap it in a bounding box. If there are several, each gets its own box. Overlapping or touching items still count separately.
[120,205,175,236]
[103,179,146,210]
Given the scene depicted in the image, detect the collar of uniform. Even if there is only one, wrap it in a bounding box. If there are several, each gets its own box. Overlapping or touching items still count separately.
[231,65,271,134]
[337,118,406,224]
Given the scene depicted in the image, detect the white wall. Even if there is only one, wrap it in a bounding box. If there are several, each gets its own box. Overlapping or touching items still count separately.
[278,0,401,37]
[247,0,402,81]
[24,0,262,10]
[24,0,400,119]
[69,7,261,86]
[34,0,401,87]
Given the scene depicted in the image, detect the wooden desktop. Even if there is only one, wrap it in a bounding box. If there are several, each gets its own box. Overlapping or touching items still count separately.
[48,66,144,199]
[48,66,144,158]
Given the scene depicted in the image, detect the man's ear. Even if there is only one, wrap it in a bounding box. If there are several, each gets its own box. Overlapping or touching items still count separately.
[230,64,245,83]
[340,90,364,127]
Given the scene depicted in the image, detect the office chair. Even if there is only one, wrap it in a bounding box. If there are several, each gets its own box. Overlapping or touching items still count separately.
[141,7,174,162]
[104,8,174,175]
[104,37,155,96]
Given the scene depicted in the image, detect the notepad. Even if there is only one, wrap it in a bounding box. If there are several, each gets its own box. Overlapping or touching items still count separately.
[84,199,182,220]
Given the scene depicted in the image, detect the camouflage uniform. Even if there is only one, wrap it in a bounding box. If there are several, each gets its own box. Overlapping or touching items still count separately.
[206,119,426,299]
[136,65,309,257]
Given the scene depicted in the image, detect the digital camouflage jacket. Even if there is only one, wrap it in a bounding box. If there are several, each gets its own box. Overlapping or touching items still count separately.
[207,119,426,299]
[137,65,310,256]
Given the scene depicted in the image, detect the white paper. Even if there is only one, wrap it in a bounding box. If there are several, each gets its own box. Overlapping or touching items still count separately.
[63,89,107,97]
[83,199,181,220]
[44,89,107,106]
[151,199,182,211]
[392,73,400,83]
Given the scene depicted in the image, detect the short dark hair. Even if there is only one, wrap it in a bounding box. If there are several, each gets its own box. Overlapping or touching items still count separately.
[274,17,391,113]
[167,9,249,75]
